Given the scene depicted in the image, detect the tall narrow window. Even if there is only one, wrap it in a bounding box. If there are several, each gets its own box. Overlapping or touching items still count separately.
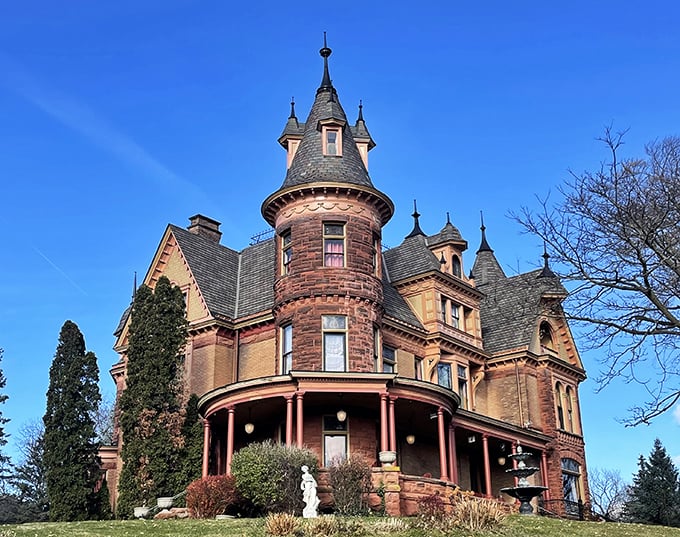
[323,415,348,466]
[457,364,469,409]
[326,130,338,155]
[372,235,380,276]
[437,363,452,389]
[451,303,460,329]
[452,256,462,277]
[281,230,292,275]
[414,357,423,380]
[373,326,380,371]
[382,346,396,373]
[323,223,345,267]
[556,382,565,429]
[561,458,582,514]
[440,297,448,322]
[281,324,293,374]
[322,315,347,371]
[565,386,574,432]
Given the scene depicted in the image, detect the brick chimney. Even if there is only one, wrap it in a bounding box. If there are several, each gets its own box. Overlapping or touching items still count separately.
[187,214,222,243]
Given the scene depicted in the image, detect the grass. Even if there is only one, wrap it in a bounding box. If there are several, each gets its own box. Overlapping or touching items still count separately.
[2,515,680,537]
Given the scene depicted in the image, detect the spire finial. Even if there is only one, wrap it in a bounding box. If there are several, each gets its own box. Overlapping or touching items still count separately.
[446,211,451,225]
[289,97,297,119]
[318,32,333,92]
[132,271,137,301]
[538,242,557,278]
[406,199,425,238]
[358,99,364,122]
[476,211,493,253]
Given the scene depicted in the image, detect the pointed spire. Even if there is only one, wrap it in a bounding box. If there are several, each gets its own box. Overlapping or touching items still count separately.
[132,271,137,301]
[406,199,426,238]
[446,212,451,225]
[289,97,297,120]
[318,32,334,94]
[358,99,364,122]
[477,211,493,253]
[538,242,557,278]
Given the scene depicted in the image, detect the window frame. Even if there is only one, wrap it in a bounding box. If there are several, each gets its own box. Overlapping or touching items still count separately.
[556,382,565,430]
[457,364,469,409]
[322,126,342,156]
[322,414,348,467]
[281,323,293,374]
[382,345,396,373]
[437,362,452,389]
[322,315,347,372]
[323,222,346,267]
[281,230,292,275]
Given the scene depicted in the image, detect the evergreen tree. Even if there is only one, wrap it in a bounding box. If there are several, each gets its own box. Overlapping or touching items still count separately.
[624,438,680,527]
[116,277,188,517]
[178,394,204,488]
[43,321,103,521]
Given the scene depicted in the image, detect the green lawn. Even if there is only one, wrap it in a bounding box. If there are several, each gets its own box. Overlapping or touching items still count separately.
[3,516,680,537]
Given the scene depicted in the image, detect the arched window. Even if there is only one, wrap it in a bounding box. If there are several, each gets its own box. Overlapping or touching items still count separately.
[565,386,575,433]
[555,382,565,429]
[451,255,462,277]
[540,322,554,350]
[561,458,582,515]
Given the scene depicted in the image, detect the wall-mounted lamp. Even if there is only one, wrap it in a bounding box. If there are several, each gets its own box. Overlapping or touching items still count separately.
[497,456,506,466]
[406,434,416,445]
[467,435,476,444]
[336,409,347,422]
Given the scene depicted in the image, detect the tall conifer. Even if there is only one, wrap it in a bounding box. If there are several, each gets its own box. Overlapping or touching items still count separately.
[43,321,102,521]
[116,276,188,517]
[624,438,680,527]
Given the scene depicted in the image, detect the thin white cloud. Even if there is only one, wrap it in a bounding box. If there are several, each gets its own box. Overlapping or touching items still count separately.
[674,404,680,426]
[0,52,208,202]
[33,247,88,296]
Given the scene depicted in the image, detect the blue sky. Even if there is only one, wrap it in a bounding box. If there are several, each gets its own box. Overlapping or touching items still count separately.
[1,1,679,481]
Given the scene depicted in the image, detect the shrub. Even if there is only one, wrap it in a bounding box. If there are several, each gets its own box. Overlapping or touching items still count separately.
[186,475,242,519]
[450,495,506,532]
[328,456,371,515]
[231,441,318,515]
[411,492,448,531]
[265,512,300,536]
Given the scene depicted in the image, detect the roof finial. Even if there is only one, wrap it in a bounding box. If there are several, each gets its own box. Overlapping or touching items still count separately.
[406,199,425,238]
[318,32,333,93]
[476,211,493,253]
[289,97,297,119]
[538,242,557,278]
[132,271,137,301]
[446,211,451,225]
[357,99,364,122]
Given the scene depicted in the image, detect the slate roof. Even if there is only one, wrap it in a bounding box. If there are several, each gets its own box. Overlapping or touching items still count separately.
[383,235,442,282]
[428,221,466,247]
[382,273,425,330]
[476,269,567,354]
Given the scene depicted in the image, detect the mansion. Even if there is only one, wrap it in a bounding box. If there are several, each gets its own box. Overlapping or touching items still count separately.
[103,41,590,517]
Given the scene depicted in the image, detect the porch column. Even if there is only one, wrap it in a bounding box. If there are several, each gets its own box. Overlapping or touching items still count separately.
[225,405,235,475]
[379,392,388,452]
[482,434,492,498]
[448,423,458,483]
[202,418,211,478]
[437,407,449,481]
[388,396,397,452]
[296,391,305,447]
[285,395,294,446]
[541,450,551,500]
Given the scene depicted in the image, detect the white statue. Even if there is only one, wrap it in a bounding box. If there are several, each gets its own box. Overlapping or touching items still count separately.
[300,465,319,518]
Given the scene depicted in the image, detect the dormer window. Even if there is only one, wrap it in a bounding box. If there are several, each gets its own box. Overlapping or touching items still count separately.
[323,126,342,156]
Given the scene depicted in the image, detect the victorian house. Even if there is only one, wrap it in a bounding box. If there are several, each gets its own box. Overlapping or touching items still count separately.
[104,42,589,517]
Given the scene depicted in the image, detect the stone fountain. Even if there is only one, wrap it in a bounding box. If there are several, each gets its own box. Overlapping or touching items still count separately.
[500,444,548,515]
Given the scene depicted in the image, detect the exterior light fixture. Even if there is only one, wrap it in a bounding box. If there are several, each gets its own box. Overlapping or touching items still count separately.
[497,456,506,466]
[336,409,347,422]
[245,422,255,434]
[406,434,416,445]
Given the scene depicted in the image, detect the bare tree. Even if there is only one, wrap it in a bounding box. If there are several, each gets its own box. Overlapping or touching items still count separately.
[589,467,628,521]
[93,394,115,446]
[514,129,680,425]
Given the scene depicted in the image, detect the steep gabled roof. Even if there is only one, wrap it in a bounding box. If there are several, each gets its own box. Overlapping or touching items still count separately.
[170,225,240,319]
[478,268,567,354]
[236,239,275,318]
[383,234,441,282]
[382,273,425,330]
